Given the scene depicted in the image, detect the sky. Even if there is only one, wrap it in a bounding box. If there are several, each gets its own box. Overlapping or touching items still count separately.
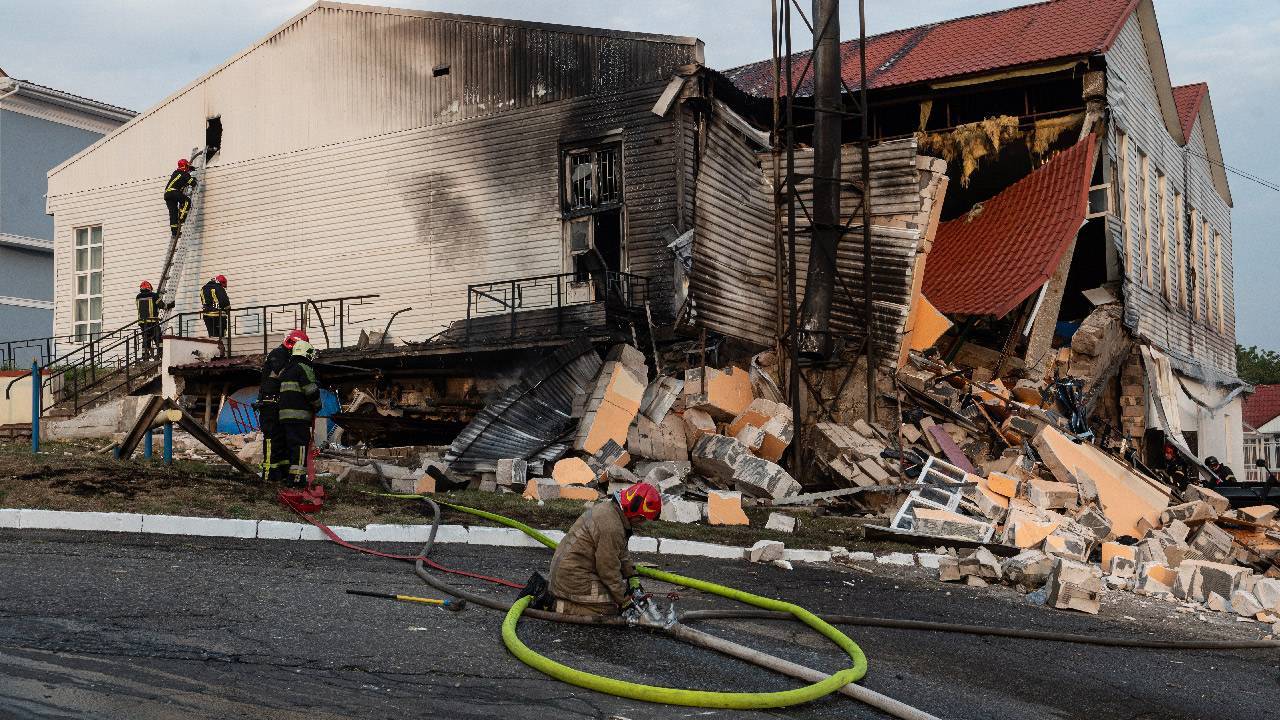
[2,0,1277,348]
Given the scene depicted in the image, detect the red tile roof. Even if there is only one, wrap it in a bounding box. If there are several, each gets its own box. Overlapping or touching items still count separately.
[1244,385,1280,430]
[723,0,1137,97]
[922,134,1096,318]
[1171,82,1208,141]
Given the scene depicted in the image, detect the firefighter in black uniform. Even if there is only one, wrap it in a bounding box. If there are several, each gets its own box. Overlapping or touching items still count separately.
[278,340,322,488]
[259,329,309,483]
[201,275,230,353]
[136,280,161,360]
[1204,456,1238,487]
[164,158,197,238]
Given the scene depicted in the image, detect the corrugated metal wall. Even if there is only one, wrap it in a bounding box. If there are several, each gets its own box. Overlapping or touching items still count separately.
[48,3,700,196]
[49,80,684,344]
[1106,14,1236,376]
[690,127,925,367]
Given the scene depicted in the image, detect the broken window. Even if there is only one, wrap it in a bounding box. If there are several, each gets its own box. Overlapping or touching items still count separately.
[560,141,625,289]
[205,116,222,161]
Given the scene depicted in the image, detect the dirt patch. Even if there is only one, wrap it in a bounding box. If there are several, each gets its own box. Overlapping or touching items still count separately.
[0,440,889,550]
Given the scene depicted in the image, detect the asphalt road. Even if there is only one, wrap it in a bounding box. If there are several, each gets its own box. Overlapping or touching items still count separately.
[1,529,1276,719]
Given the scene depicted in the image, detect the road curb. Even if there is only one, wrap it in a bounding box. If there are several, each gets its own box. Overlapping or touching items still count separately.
[0,507,941,568]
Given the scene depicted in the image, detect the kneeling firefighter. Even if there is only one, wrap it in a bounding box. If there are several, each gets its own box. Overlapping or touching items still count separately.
[278,340,321,488]
[258,329,309,483]
[546,482,661,619]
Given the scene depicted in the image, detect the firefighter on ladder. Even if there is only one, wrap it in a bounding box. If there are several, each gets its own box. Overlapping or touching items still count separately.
[135,281,162,360]
[201,275,230,354]
[164,158,197,238]
[278,340,321,488]
[258,329,309,484]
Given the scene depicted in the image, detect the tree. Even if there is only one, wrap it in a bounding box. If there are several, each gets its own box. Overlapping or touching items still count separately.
[1236,344,1280,386]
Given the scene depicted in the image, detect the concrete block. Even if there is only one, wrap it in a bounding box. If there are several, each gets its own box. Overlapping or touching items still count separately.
[1189,522,1234,563]
[552,457,599,486]
[783,548,833,564]
[1046,557,1103,614]
[257,520,305,540]
[1254,578,1280,612]
[495,458,528,487]
[733,455,801,500]
[141,514,255,538]
[707,490,750,526]
[628,413,689,462]
[363,524,431,543]
[1163,518,1191,544]
[1175,560,1252,603]
[877,552,915,566]
[1101,542,1136,569]
[1160,500,1217,526]
[916,553,945,569]
[468,526,544,548]
[857,457,891,484]
[1107,555,1136,579]
[1005,516,1061,549]
[970,547,1003,580]
[764,512,798,533]
[0,508,19,528]
[691,434,748,486]
[748,539,785,563]
[1206,592,1232,613]
[1232,590,1264,617]
[576,360,647,454]
[911,507,992,542]
[20,509,143,533]
[524,478,561,501]
[936,555,962,581]
[985,472,1020,498]
[1135,562,1176,597]
[659,497,703,524]
[1043,528,1090,562]
[1027,478,1077,510]
[1002,549,1055,590]
[974,483,1009,521]
[628,536,659,553]
[1183,484,1231,515]
[681,408,718,447]
[964,575,989,587]
[726,398,794,462]
[560,485,602,502]
[640,375,683,423]
[684,366,754,421]
[659,539,744,559]
[1073,506,1113,543]
[1239,505,1279,525]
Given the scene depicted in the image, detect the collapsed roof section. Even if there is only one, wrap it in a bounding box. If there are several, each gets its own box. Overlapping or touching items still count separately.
[923,133,1096,319]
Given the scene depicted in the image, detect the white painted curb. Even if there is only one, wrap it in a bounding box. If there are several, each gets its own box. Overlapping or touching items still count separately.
[0,508,943,567]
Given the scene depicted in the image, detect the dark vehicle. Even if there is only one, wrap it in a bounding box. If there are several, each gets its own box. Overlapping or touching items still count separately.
[1213,459,1280,509]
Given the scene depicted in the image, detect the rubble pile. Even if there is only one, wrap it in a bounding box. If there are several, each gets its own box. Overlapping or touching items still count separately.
[890,350,1280,617]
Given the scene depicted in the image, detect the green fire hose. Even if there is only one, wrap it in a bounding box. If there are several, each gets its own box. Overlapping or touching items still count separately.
[436,500,867,710]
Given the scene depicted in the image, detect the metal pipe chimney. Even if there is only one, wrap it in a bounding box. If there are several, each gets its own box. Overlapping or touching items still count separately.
[798,0,842,359]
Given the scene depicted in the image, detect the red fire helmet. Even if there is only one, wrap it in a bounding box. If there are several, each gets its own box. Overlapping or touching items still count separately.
[283,329,310,349]
[214,274,227,286]
[139,280,153,291]
[177,158,190,170]
[617,482,661,522]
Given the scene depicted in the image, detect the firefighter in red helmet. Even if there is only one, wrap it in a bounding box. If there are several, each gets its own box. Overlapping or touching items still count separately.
[258,329,309,484]
[547,482,661,617]
[164,158,197,238]
[135,280,161,359]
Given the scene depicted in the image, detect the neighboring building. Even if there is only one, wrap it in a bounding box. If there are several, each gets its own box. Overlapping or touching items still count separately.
[0,67,133,366]
[724,0,1245,468]
[1243,385,1280,482]
[44,3,705,348]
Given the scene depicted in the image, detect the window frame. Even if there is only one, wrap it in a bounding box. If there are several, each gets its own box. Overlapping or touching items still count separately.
[560,141,623,221]
[73,225,104,342]
[1137,151,1150,286]
[1156,171,1169,301]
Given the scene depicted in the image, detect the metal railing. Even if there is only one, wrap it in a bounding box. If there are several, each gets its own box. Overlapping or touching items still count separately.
[464,270,649,340]
[1,333,82,371]
[6,294,379,418]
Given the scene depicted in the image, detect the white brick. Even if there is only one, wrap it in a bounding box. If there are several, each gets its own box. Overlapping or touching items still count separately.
[628,536,659,553]
[782,548,832,564]
[141,514,256,538]
[468,526,544,548]
[877,552,915,566]
[19,509,143,533]
[916,553,946,569]
[256,520,304,540]
[659,539,744,559]
[363,524,431,543]
[0,508,19,528]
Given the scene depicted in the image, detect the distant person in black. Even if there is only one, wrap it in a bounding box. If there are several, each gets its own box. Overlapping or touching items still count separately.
[135,280,161,360]
[278,341,322,488]
[201,275,230,354]
[258,330,308,484]
[164,158,197,238]
[1204,456,1238,487]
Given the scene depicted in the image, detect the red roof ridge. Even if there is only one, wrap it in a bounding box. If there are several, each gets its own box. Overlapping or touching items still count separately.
[1171,82,1209,140]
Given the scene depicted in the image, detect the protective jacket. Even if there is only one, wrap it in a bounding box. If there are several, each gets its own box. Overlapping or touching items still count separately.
[201,279,230,317]
[548,499,635,608]
[259,345,292,401]
[278,356,321,423]
[164,168,196,197]
[1210,464,1238,487]
[135,289,160,324]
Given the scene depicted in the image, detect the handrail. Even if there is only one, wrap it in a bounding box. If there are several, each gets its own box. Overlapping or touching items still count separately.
[6,319,141,401]
[463,270,649,341]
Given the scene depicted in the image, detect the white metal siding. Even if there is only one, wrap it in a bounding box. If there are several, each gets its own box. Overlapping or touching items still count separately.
[49,81,681,345]
[47,3,699,197]
[1105,14,1234,375]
